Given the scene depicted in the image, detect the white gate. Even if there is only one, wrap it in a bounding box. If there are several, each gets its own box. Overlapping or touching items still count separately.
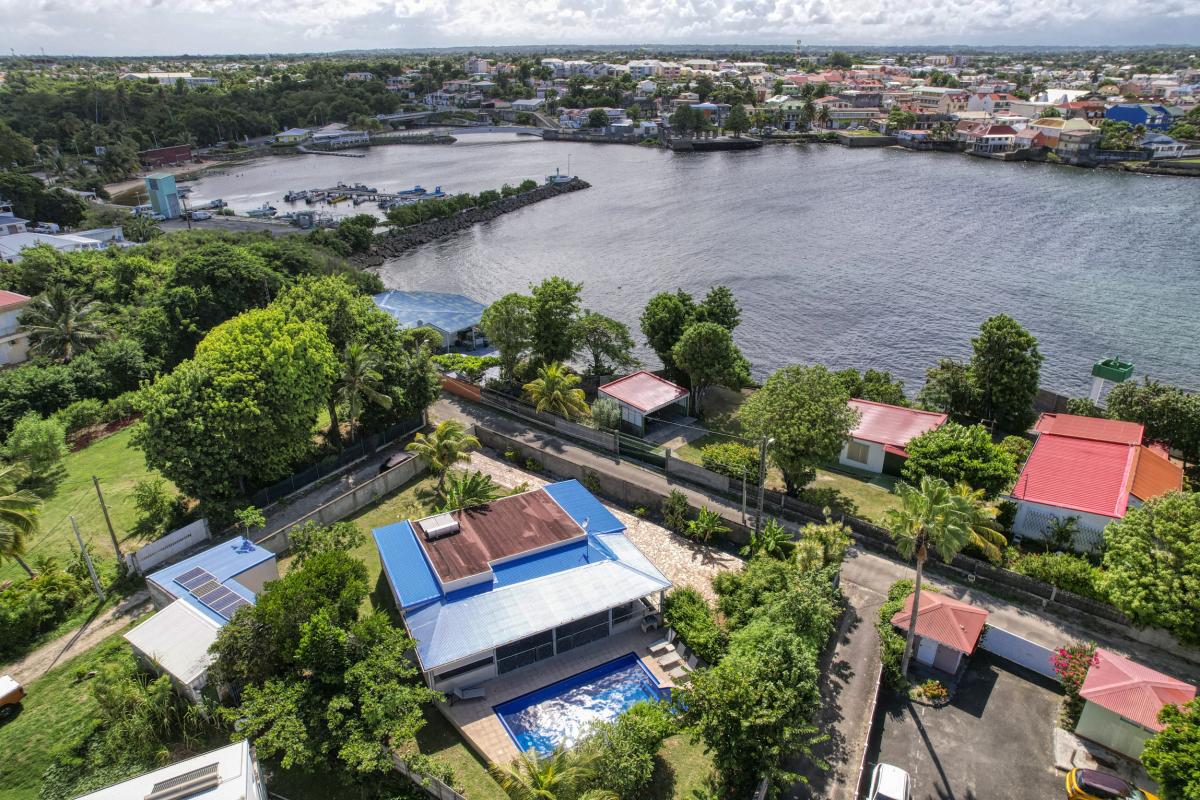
[978,625,1057,679]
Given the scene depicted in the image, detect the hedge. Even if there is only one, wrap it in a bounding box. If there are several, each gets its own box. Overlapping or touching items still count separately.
[662,586,728,665]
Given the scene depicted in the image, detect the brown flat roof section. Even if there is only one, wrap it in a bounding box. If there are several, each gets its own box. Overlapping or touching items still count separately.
[415,490,583,583]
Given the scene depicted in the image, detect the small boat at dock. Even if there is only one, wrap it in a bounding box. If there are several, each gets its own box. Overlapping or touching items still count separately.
[328,193,348,204]
[246,203,277,218]
[284,189,309,202]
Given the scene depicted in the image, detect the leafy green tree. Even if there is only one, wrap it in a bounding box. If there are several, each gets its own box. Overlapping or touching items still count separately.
[286,520,365,568]
[639,290,694,378]
[590,397,621,430]
[481,293,534,382]
[724,103,750,136]
[0,171,86,226]
[489,747,584,800]
[405,420,481,494]
[1039,106,1063,118]
[333,343,392,444]
[1100,492,1200,645]
[887,108,917,131]
[970,314,1042,432]
[918,358,980,419]
[523,362,590,419]
[671,322,749,416]
[430,353,500,383]
[0,463,41,577]
[835,368,908,406]
[738,364,859,496]
[0,122,36,167]
[1065,397,1105,418]
[694,285,741,332]
[439,469,501,511]
[902,422,1018,500]
[20,284,106,362]
[573,310,638,375]
[135,307,336,507]
[530,276,582,365]
[700,440,758,481]
[1105,378,1200,468]
[576,702,674,800]
[121,214,162,243]
[4,412,67,484]
[587,108,610,128]
[1142,698,1200,800]
[883,476,971,674]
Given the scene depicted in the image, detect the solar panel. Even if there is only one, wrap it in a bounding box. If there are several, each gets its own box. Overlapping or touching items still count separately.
[195,585,251,620]
[215,595,251,617]
[174,567,218,592]
[192,580,222,599]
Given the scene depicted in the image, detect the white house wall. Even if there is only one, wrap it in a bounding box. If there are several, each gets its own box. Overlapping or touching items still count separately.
[1075,701,1154,760]
[838,438,885,474]
[1011,500,1113,552]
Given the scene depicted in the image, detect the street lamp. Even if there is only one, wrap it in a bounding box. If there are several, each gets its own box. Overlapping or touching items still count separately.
[754,436,775,534]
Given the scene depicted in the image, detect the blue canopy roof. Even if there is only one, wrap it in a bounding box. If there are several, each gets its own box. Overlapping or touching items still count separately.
[372,290,486,335]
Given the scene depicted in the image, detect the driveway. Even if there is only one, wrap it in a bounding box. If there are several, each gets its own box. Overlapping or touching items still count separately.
[866,652,1064,800]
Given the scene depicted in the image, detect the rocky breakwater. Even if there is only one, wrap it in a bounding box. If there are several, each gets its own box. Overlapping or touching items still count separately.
[357,177,590,266]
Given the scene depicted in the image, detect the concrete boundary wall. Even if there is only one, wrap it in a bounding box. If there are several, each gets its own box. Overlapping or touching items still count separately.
[126,519,211,575]
[254,456,428,555]
[979,625,1057,679]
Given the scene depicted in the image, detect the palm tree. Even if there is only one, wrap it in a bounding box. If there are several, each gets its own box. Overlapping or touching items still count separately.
[0,463,43,578]
[488,747,584,800]
[522,362,590,420]
[950,483,1008,564]
[1044,515,1080,552]
[21,284,106,362]
[334,343,392,445]
[686,507,729,543]
[814,104,831,129]
[883,476,971,676]
[405,420,481,493]
[740,517,792,559]
[439,470,501,511]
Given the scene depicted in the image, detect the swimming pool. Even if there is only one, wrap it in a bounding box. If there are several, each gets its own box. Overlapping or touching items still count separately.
[493,652,668,755]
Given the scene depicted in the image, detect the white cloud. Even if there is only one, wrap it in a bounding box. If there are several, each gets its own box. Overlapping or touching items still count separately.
[1,0,1197,54]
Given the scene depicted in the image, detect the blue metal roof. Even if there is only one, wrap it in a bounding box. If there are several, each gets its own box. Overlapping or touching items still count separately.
[145,537,273,625]
[543,480,625,534]
[372,290,486,336]
[373,521,442,610]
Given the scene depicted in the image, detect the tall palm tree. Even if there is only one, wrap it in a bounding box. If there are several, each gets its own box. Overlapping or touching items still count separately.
[334,343,392,445]
[439,470,501,511]
[949,483,1007,564]
[883,476,971,676]
[815,104,831,129]
[405,420,481,493]
[20,284,106,362]
[522,362,590,420]
[488,747,584,800]
[0,463,43,578]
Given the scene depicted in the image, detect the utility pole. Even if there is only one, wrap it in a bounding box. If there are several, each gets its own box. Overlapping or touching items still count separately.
[71,516,105,602]
[755,437,775,534]
[92,475,121,559]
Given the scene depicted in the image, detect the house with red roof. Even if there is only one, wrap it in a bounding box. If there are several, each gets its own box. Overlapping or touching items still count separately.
[838,399,947,475]
[1075,648,1196,760]
[890,591,989,674]
[597,371,689,436]
[0,290,31,366]
[1009,413,1183,551]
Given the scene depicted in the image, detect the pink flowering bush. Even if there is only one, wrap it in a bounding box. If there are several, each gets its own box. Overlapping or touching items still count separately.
[1052,642,1098,728]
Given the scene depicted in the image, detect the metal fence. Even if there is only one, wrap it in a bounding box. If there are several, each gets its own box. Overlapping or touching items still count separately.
[393,755,466,800]
[247,417,422,508]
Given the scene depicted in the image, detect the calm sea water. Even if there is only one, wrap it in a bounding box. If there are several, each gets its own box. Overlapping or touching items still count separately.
[187,137,1200,395]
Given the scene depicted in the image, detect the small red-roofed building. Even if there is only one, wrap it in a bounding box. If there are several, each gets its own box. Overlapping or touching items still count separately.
[890,591,989,674]
[1076,648,1196,760]
[839,399,947,475]
[598,371,689,436]
[0,289,31,366]
[1009,413,1183,551]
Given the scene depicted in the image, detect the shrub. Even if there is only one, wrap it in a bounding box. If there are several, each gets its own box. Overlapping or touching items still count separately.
[902,422,1018,499]
[999,434,1033,465]
[101,389,143,423]
[0,560,89,659]
[685,507,729,543]
[522,457,541,472]
[590,397,621,430]
[995,499,1017,534]
[53,398,105,434]
[132,478,190,537]
[5,411,68,478]
[661,489,691,533]
[632,506,647,518]
[700,441,757,481]
[581,471,603,495]
[1052,642,1098,729]
[919,679,949,703]
[576,701,675,800]
[288,520,365,568]
[1010,551,1106,602]
[662,586,727,665]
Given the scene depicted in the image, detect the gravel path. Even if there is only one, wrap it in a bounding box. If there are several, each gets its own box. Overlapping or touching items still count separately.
[465,450,742,602]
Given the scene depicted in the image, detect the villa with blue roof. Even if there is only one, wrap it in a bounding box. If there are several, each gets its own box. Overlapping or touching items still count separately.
[123,537,278,702]
[373,290,488,351]
[374,480,672,694]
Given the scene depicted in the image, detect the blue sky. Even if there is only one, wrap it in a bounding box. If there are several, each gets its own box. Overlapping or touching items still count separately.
[3,0,1198,56]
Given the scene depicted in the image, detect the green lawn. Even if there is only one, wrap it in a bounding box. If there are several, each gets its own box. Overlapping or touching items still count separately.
[2,426,170,584]
[810,466,901,522]
[654,734,715,798]
[0,629,132,800]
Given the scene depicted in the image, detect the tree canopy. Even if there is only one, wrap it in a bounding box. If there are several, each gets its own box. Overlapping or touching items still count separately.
[1142,697,1200,800]
[480,293,534,382]
[573,310,638,376]
[970,314,1042,432]
[671,322,749,415]
[902,422,1019,500]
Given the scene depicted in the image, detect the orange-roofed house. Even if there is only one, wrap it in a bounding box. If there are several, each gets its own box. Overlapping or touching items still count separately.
[597,371,689,436]
[838,399,947,475]
[1075,648,1196,760]
[1008,413,1183,551]
[890,591,989,674]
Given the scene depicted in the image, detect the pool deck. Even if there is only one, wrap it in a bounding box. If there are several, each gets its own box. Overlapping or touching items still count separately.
[438,627,675,765]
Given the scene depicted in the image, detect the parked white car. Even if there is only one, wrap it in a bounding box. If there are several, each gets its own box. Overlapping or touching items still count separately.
[868,763,911,800]
[188,210,213,221]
